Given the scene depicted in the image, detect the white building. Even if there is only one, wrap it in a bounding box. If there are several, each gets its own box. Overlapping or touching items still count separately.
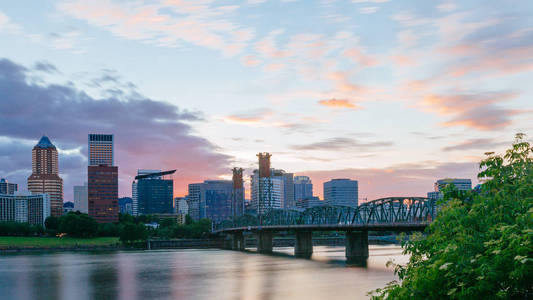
[0,192,50,226]
[251,170,284,214]
[73,182,88,213]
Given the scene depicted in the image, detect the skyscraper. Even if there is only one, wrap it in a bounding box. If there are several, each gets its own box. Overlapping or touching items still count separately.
[27,136,63,217]
[73,182,88,213]
[88,133,118,223]
[232,168,245,217]
[88,165,118,222]
[324,178,358,208]
[88,134,114,166]
[251,169,284,214]
[0,178,17,195]
[134,170,174,215]
[294,176,313,205]
[202,180,233,223]
[187,183,202,220]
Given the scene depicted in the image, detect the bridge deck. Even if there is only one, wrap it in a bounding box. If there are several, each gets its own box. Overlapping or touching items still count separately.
[213,222,428,234]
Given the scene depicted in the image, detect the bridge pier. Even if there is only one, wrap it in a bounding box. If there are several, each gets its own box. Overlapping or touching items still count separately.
[294,231,313,258]
[345,231,369,265]
[257,231,274,253]
[232,231,245,251]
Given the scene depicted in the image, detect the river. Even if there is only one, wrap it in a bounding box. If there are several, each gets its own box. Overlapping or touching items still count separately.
[0,245,407,300]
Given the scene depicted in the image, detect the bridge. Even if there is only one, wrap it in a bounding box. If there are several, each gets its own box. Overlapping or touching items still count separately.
[213,197,436,264]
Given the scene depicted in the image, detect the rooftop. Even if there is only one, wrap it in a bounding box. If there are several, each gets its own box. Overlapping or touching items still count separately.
[35,136,56,149]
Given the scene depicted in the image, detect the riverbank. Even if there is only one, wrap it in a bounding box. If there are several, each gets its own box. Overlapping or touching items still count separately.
[0,236,122,252]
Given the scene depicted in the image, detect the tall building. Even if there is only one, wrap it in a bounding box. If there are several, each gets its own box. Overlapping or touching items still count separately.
[294,176,313,205]
[280,171,294,209]
[134,170,174,215]
[88,134,114,166]
[132,180,138,216]
[324,179,358,207]
[187,180,233,222]
[88,165,118,223]
[73,182,88,213]
[202,180,233,223]
[27,136,63,217]
[251,169,284,214]
[296,196,322,209]
[0,193,50,226]
[187,183,202,220]
[0,178,17,195]
[63,201,74,214]
[88,133,118,223]
[232,168,245,217]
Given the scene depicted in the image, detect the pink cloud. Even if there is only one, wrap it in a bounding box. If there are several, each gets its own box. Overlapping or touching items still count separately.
[318,98,360,110]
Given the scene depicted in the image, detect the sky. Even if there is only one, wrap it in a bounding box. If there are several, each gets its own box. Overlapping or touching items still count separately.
[0,0,532,202]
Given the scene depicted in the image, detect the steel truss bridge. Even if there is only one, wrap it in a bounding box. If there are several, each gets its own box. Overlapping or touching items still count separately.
[213,197,436,263]
[213,197,436,233]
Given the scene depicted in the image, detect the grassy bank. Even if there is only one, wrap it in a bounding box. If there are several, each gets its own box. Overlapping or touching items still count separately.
[0,236,120,250]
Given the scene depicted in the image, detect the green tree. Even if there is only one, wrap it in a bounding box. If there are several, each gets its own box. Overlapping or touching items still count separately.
[45,216,60,230]
[371,134,533,299]
[119,223,148,244]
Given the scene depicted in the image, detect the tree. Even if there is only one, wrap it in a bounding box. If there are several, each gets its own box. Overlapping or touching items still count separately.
[370,134,533,299]
[119,223,148,244]
[45,216,59,230]
[58,212,98,238]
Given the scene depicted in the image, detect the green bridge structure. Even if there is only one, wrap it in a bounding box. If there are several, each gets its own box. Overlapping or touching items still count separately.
[212,197,436,264]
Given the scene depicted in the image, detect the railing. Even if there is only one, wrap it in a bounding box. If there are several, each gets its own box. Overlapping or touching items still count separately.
[214,197,435,232]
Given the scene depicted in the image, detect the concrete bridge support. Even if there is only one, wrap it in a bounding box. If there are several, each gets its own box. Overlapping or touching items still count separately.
[294,231,313,258]
[257,231,274,253]
[232,231,245,251]
[345,231,369,265]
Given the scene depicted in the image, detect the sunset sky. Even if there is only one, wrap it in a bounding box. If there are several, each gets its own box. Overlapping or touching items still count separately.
[0,0,532,202]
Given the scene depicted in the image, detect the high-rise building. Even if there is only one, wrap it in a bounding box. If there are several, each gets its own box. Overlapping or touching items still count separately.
[88,165,118,223]
[132,180,138,216]
[27,136,63,217]
[0,178,17,195]
[187,180,233,222]
[73,182,88,213]
[232,168,245,217]
[134,170,174,215]
[0,193,50,226]
[251,169,284,214]
[88,134,114,166]
[324,179,358,207]
[187,183,202,220]
[281,171,294,209]
[202,180,233,223]
[63,201,74,214]
[294,176,313,205]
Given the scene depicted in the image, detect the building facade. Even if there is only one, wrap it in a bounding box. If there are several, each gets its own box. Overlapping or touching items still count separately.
[27,136,63,217]
[63,201,74,214]
[435,178,472,192]
[294,176,313,206]
[73,182,88,213]
[202,180,233,223]
[174,197,188,215]
[232,168,245,217]
[88,165,119,222]
[0,193,50,226]
[296,196,322,209]
[88,134,114,166]
[187,183,202,220]
[135,170,174,215]
[0,178,17,195]
[324,179,359,207]
[251,170,284,214]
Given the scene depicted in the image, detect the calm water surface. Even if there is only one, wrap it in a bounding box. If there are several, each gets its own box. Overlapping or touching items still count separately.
[0,245,407,300]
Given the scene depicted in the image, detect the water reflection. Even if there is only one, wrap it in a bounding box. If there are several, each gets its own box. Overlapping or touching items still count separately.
[0,245,404,300]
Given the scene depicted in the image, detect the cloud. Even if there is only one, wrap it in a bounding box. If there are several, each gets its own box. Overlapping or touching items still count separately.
[290,137,392,151]
[442,138,508,152]
[33,61,59,74]
[58,0,254,57]
[222,108,273,125]
[359,7,379,14]
[0,11,21,34]
[0,58,230,200]
[299,161,479,200]
[318,98,359,110]
[420,91,520,130]
[437,2,456,12]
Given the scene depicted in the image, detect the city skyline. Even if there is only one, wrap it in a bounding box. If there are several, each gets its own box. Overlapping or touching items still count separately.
[1,0,532,202]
